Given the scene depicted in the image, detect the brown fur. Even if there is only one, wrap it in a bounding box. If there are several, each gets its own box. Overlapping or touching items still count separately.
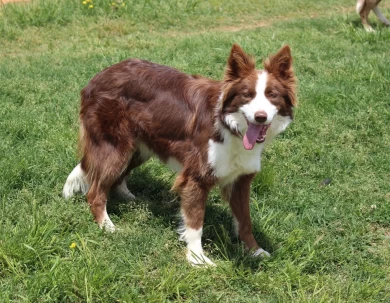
[222,173,258,250]
[70,44,296,255]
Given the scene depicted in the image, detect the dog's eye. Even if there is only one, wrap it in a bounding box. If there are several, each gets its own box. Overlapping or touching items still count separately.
[243,93,251,99]
[268,92,278,99]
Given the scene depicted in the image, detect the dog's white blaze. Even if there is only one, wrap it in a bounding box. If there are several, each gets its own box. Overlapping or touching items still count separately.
[62,163,89,199]
[240,72,278,124]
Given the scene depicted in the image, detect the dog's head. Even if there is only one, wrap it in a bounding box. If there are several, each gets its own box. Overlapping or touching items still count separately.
[220,44,297,150]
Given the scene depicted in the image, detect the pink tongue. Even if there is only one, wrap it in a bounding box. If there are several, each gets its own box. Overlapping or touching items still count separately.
[243,123,264,150]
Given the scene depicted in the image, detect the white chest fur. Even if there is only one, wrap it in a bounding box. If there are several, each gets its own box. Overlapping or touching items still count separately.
[208,114,292,187]
[207,128,265,187]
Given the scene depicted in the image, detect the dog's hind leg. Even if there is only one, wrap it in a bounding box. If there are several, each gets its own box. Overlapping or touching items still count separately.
[87,181,116,232]
[111,144,153,200]
[360,8,375,31]
[83,143,135,232]
[112,152,146,200]
[373,6,390,26]
[357,0,374,31]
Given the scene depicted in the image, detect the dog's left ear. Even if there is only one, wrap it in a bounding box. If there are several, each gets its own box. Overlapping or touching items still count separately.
[264,45,293,80]
[224,44,256,82]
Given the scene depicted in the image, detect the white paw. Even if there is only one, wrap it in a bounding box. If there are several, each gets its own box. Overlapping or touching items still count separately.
[252,248,271,258]
[364,25,375,32]
[100,218,116,233]
[187,250,216,267]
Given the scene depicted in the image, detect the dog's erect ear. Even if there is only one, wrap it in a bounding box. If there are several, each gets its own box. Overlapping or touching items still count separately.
[224,44,256,82]
[264,45,293,80]
[265,45,297,107]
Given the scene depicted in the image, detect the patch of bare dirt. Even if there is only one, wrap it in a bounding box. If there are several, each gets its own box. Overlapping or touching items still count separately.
[1,0,30,4]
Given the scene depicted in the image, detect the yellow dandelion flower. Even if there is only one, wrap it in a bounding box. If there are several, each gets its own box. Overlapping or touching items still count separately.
[121,3,125,6]
[70,242,77,249]
[82,1,87,4]
[89,4,94,8]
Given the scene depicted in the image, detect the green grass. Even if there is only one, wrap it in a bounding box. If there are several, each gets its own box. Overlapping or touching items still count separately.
[1,0,390,302]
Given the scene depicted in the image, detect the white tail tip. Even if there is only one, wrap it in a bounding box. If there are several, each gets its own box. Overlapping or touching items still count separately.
[63,163,89,199]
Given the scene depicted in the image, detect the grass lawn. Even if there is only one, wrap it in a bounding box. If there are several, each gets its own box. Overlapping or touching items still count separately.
[1,0,390,302]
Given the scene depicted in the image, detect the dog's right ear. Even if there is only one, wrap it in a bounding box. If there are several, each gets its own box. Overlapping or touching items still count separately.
[224,44,256,82]
[264,45,293,81]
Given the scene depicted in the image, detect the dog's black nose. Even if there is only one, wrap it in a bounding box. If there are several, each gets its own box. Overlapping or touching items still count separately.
[254,111,267,123]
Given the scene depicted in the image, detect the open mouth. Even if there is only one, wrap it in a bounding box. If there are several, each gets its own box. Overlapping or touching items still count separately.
[242,122,271,150]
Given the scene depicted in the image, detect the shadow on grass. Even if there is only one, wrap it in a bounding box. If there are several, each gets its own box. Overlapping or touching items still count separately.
[203,203,274,271]
[107,165,179,223]
[106,165,275,270]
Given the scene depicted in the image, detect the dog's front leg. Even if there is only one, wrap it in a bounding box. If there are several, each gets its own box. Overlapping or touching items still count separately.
[360,9,376,32]
[174,175,215,266]
[224,174,270,258]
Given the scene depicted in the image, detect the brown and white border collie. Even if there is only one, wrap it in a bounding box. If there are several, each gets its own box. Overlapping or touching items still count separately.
[357,0,390,32]
[63,44,297,265]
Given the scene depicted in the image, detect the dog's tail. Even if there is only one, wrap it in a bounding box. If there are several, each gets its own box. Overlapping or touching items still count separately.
[356,0,365,14]
[63,163,90,199]
[63,87,92,199]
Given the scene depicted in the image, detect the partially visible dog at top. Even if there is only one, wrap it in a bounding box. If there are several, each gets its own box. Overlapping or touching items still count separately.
[356,0,390,31]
